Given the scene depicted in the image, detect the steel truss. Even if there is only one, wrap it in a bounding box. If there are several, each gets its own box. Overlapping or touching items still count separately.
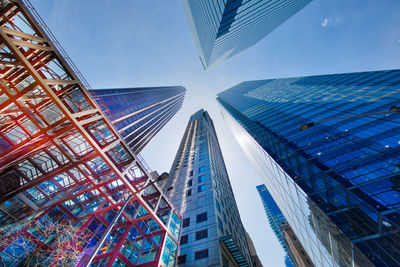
[0,1,180,266]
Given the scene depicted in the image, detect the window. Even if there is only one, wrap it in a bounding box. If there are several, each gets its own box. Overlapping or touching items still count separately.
[216,200,221,212]
[218,217,223,233]
[178,255,186,264]
[196,212,207,223]
[187,180,193,187]
[198,184,206,193]
[182,218,190,228]
[195,229,208,240]
[180,234,188,245]
[186,189,192,197]
[198,175,206,183]
[195,249,208,260]
[189,170,193,176]
[198,166,206,173]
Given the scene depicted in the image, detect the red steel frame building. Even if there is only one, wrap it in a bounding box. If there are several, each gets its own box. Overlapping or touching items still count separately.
[0,0,181,266]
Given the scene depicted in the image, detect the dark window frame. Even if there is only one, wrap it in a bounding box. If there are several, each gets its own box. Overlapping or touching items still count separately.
[195,229,208,240]
[186,189,192,196]
[196,212,207,223]
[182,217,190,228]
[180,234,188,245]
[195,249,209,260]
[178,254,187,264]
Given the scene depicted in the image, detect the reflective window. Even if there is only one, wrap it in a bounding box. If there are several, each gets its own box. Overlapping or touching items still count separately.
[198,185,206,193]
[198,175,206,183]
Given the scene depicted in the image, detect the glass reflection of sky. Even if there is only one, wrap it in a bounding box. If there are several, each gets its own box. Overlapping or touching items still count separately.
[217,69,400,266]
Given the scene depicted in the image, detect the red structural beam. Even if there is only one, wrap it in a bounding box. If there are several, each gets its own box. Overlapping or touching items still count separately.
[0,2,180,266]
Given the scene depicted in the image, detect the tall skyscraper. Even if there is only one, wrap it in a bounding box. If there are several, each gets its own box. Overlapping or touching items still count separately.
[244,231,263,267]
[91,86,185,154]
[160,109,253,266]
[256,184,294,267]
[182,0,312,69]
[0,1,181,266]
[281,223,314,267]
[217,69,400,267]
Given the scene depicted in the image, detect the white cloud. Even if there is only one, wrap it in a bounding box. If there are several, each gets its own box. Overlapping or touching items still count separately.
[322,17,333,27]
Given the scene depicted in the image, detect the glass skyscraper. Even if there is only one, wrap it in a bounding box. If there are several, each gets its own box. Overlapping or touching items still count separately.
[160,109,254,266]
[182,0,312,69]
[217,69,400,266]
[0,1,181,266]
[257,184,294,267]
[91,86,185,154]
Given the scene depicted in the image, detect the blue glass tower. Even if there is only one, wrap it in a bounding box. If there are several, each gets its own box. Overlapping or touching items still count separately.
[217,69,400,267]
[91,86,185,154]
[257,184,294,267]
[182,0,312,69]
[160,109,254,266]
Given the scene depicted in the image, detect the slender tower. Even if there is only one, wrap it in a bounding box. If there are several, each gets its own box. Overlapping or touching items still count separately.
[91,86,185,154]
[161,109,254,266]
[217,69,400,267]
[257,184,297,267]
[183,0,312,69]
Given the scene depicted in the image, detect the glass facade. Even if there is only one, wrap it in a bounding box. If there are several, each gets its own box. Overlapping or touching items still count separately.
[91,86,185,154]
[160,109,254,266]
[257,184,294,267]
[217,69,400,266]
[0,1,181,266]
[182,0,312,69]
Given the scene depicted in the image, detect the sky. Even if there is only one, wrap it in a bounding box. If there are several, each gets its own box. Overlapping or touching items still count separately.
[30,0,400,266]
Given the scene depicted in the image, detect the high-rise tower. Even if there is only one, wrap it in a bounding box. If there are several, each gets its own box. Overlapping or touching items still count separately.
[256,184,295,267]
[217,69,400,267]
[0,1,181,266]
[160,109,254,266]
[91,86,185,154]
[183,0,312,69]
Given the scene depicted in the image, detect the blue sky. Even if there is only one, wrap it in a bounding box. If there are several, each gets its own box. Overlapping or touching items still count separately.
[30,0,400,266]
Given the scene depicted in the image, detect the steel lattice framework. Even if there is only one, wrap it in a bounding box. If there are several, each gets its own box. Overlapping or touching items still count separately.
[0,1,180,266]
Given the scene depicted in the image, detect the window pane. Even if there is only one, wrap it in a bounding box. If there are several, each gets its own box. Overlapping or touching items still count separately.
[180,234,188,245]
[182,218,190,228]
[198,175,206,183]
[195,229,208,240]
[195,249,208,260]
[196,212,207,223]
[178,255,186,264]
[198,184,206,193]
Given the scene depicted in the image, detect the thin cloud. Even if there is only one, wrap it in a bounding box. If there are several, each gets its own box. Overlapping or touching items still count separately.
[322,17,333,27]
